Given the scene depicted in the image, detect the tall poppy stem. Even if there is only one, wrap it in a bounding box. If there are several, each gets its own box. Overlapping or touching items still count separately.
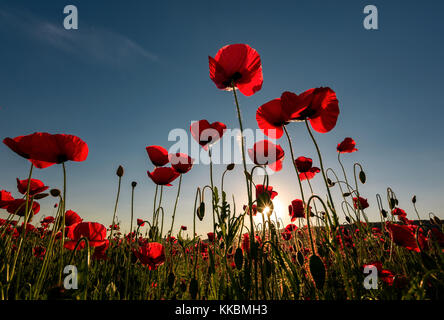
[8,163,33,290]
[169,174,182,236]
[283,126,306,204]
[304,120,339,227]
[58,163,67,284]
[208,148,216,235]
[110,175,122,239]
[231,82,257,299]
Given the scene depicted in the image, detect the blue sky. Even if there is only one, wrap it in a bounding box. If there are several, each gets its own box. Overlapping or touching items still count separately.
[0,0,443,236]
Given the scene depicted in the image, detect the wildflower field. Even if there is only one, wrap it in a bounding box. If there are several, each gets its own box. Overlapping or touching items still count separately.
[0,43,443,301]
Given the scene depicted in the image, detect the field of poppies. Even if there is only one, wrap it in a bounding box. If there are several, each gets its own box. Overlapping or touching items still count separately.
[0,44,443,300]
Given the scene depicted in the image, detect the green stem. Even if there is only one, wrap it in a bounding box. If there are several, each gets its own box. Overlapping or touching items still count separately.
[110,176,122,239]
[304,120,338,227]
[169,174,183,236]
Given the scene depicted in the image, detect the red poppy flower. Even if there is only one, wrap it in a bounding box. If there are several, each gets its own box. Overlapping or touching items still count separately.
[289,199,306,221]
[207,232,215,242]
[385,222,428,252]
[243,204,258,216]
[190,120,227,150]
[147,167,180,186]
[0,190,14,208]
[181,225,187,231]
[6,199,40,216]
[41,216,55,224]
[16,178,49,196]
[337,137,358,153]
[362,261,395,286]
[64,222,108,250]
[295,156,313,173]
[353,197,369,210]
[256,97,292,139]
[33,246,46,260]
[255,184,278,200]
[209,44,263,96]
[391,208,407,216]
[285,224,298,233]
[3,132,88,168]
[146,145,169,167]
[92,241,109,260]
[168,153,194,174]
[65,210,83,226]
[288,87,340,133]
[242,233,250,253]
[299,167,320,181]
[137,219,145,227]
[248,140,285,172]
[133,242,166,270]
[281,231,292,241]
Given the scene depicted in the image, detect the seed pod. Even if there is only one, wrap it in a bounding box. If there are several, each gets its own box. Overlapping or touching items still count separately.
[226,163,235,171]
[116,165,124,177]
[131,181,137,188]
[50,189,61,197]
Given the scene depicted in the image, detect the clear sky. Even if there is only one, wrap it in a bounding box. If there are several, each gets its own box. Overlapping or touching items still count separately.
[1,0,443,236]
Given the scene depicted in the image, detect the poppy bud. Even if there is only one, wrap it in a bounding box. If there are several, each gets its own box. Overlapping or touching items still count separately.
[345,216,351,223]
[411,195,416,204]
[327,178,335,187]
[131,181,137,188]
[50,189,61,197]
[197,202,205,221]
[33,193,49,200]
[226,163,235,171]
[430,218,436,225]
[116,165,124,177]
[381,209,388,218]
[389,198,396,210]
[309,255,326,289]
[359,170,366,184]
[343,192,351,197]
[434,216,442,225]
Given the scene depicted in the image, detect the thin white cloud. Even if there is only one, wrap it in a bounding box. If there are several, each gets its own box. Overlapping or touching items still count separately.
[0,8,158,64]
